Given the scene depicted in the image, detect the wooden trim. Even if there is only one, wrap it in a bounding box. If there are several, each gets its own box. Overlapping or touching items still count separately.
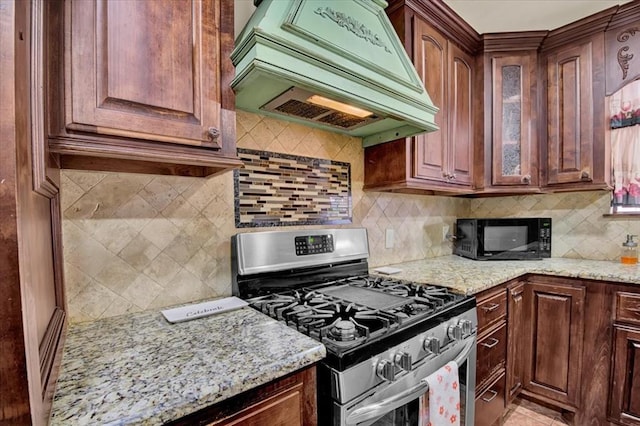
[542,6,618,52]
[49,136,242,169]
[30,0,58,198]
[606,0,640,31]
[400,0,481,54]
[219,0,237,156]
[481,31,548,52]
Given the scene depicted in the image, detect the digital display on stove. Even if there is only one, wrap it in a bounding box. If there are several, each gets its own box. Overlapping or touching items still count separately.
[295,234,334,255]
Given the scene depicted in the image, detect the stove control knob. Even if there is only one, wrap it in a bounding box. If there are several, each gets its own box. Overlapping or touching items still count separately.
[423,337,441,355]
[459,319,474,336]
[394,352,412,371]
[375,359,396,382]
[448,324,463,341]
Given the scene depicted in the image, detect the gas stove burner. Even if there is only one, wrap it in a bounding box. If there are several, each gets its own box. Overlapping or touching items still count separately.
[329,320,357,341]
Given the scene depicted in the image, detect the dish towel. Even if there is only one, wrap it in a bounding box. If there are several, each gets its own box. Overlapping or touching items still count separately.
[419,361,460,426]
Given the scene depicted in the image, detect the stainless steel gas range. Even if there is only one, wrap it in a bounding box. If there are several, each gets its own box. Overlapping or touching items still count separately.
[231,228,477,426]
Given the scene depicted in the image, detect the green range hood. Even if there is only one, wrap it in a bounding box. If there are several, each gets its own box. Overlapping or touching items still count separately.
[231,0,439,147]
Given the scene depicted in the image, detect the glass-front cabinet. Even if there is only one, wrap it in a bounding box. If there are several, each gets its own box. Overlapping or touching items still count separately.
[491,54,537,187]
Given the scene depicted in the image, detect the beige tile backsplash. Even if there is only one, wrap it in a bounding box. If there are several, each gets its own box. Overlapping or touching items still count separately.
[61,111,639,323]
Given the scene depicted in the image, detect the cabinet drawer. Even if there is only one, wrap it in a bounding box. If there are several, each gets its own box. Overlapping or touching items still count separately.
[475,371,506,426]
[616,292,640,326]
[477,322,507,388]
[477,291,507,331]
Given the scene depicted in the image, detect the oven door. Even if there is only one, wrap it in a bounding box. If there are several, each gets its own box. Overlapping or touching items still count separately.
[341,338,476,426]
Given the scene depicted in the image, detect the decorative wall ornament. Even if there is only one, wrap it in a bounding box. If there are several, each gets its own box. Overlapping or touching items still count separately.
[314,6,391,53]
[617,27,639,80]
[234,149,351,227]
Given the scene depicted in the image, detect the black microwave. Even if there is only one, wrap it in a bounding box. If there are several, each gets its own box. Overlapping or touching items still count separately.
[454,218,552,260]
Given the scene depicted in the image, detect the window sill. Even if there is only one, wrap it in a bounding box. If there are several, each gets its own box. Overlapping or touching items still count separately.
[603,213,640,218]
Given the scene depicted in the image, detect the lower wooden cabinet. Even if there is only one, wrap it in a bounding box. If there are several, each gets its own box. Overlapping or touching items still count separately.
[506,282,525,403]
[609,292,640,426]
[609,325,640,425]
[477,322,507,387]
[475,286,508,426]
[523,278,585,409]
[167,367,317,426]
[475,371,506,426]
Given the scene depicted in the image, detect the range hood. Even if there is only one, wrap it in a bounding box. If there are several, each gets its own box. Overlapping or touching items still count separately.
[231,0,439,147]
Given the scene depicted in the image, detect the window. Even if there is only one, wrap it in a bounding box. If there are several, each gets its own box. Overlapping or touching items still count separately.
[609,79,640,215]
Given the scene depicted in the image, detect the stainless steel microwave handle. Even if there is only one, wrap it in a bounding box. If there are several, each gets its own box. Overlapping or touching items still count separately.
[345,339,475,425]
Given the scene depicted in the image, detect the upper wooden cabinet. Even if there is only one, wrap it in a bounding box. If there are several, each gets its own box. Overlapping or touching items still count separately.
[412,20,474,187]
[605,1,640,96]
[363,0,479,195]
[476,33,546,194]
[47,0,241,177]
[540,10,613,191]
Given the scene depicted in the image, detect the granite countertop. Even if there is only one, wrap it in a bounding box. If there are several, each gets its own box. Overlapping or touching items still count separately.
[50,306,325,425]
[373,256,640,295]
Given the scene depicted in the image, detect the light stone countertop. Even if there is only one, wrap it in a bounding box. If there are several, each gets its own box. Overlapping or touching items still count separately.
[373,256,640,294]
[49,306,325,425]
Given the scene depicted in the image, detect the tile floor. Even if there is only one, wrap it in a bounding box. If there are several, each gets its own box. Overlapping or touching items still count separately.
[502,398,569,425]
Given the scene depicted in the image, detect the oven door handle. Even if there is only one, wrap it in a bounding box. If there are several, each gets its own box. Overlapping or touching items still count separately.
[345,339,475,425]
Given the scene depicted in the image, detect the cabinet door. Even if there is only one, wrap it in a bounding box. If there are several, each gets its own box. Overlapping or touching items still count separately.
[448,43,474,186]
[610,325,640,425]
[492,55,534,186]
[1,1,67,422]
[211,384,303,426]
[68,0,222,148]
[524,281,585,407]
[546,40,594,185]
[506,282,525,403]
[412,18,448,183]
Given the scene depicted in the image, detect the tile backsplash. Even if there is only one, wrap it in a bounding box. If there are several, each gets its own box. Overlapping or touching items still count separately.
[235,148,351,227]
[62,111,464,322]
[61,111,639,323]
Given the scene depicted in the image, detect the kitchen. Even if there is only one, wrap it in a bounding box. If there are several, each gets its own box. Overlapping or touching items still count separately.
[2,0,640,425]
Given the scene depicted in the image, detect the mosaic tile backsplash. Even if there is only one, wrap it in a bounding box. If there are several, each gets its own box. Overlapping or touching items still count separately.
[61,111,639,323]
[235,148,351,227]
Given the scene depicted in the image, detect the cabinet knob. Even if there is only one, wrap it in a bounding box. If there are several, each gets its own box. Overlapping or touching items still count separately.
[450,173,457,181]
[581,169,591,180]
[207,127,220,142]
[521,174,531,184]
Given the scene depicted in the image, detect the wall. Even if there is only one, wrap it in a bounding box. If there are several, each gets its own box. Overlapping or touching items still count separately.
[469,191,640,260]
[61,112,465,323]
[62,111,640,323]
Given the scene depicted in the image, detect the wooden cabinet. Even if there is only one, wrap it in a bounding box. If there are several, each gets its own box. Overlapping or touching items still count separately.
[610,292,640,425]
[605,1,640,96]
[541,11,611,191]
[168,367,317,426]
[47,0,241,177]
[363,1,478,195]
[412,20,474,188]
[476,33,545,194]
[475,286,508,426]
[1,2,67,424]
[523,277,585,410]
[475,371,506,426]
[506,282,525,403]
